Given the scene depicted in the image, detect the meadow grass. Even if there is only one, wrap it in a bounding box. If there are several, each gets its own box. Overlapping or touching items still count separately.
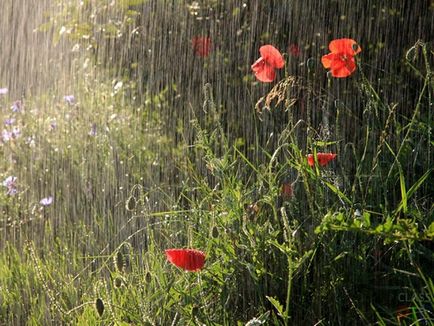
[0,8,433,325]
[1,54,432,325]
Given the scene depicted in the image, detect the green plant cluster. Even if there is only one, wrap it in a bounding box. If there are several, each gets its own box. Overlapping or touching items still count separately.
[0,1,433,325]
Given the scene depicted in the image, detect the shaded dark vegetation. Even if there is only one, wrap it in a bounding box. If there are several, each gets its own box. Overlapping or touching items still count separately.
[1,0,430,324]
[86,0,433,322]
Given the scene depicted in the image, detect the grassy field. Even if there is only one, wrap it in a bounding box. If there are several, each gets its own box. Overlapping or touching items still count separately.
[1,1,433,325]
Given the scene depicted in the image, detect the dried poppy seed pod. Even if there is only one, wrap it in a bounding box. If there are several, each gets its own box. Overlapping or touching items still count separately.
[95,298,104,317]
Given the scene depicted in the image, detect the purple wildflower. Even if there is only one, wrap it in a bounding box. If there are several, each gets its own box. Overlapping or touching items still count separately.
[3,176,17,195]
[2,130,12,142]
[64,95,75,105]
[0,88,8,95]
[4,118,15,126]
[40,196,53,206]
[11,100,22,112]
[2,127,21,142]
[7,187,17,195]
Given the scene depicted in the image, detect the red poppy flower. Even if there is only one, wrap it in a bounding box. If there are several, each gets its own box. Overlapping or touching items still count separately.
[288,43,301,57]
[192,36,212,57]
[281,183,294,200]
[307,153,337,167]
[251,45,285,83]
[321,38,361,78]
[165,248,205,272]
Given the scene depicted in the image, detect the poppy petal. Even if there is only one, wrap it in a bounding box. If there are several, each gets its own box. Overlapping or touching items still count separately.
[281,183,293,200]
[331,57,356,78]
[317,153,337,166]
[307,154,315,167]
[329,38,361,56]
[165,249,206,272]
[321,53,338,69]
[307,153,337,167]
[259,45,285,68]
[254,63,276,82]
[251,57,265,73]
[192,36,212,57]
[288,43,301,57]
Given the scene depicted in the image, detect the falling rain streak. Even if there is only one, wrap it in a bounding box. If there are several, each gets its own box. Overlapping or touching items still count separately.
[0,0,433,324]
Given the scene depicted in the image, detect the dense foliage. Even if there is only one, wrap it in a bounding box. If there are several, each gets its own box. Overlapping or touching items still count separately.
[0,0,433,325]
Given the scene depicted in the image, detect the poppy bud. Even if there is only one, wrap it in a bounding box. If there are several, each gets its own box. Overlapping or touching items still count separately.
[405,46,417,62]
[114,277,123,288]
[131,184,143,199]
[95,298,104,317]
[191,306,199,317]
[145,271,152,283]
[306,58,316,71]
[115,251,124,273]
[334,99,344,109]
[125,196,137,211]
[211,226,219,238]
[352,43,360,52]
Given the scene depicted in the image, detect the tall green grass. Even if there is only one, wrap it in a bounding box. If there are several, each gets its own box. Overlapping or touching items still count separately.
[0,27,432,326]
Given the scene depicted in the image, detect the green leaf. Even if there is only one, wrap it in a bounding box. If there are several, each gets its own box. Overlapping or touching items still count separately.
[257,310,271,323]
[398,164,408,214]
[353,219,362,228]
[268,240,290,255]
[383,217,393,232]
[313,140,338,147]
[425,222,434,238]
[394,168,432,216]
[314,225,325,234]
[266,296,284,317]
[336,212,345,222]
[334,251,349,261]
[363,212,371,228]
[323,181,352,205]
